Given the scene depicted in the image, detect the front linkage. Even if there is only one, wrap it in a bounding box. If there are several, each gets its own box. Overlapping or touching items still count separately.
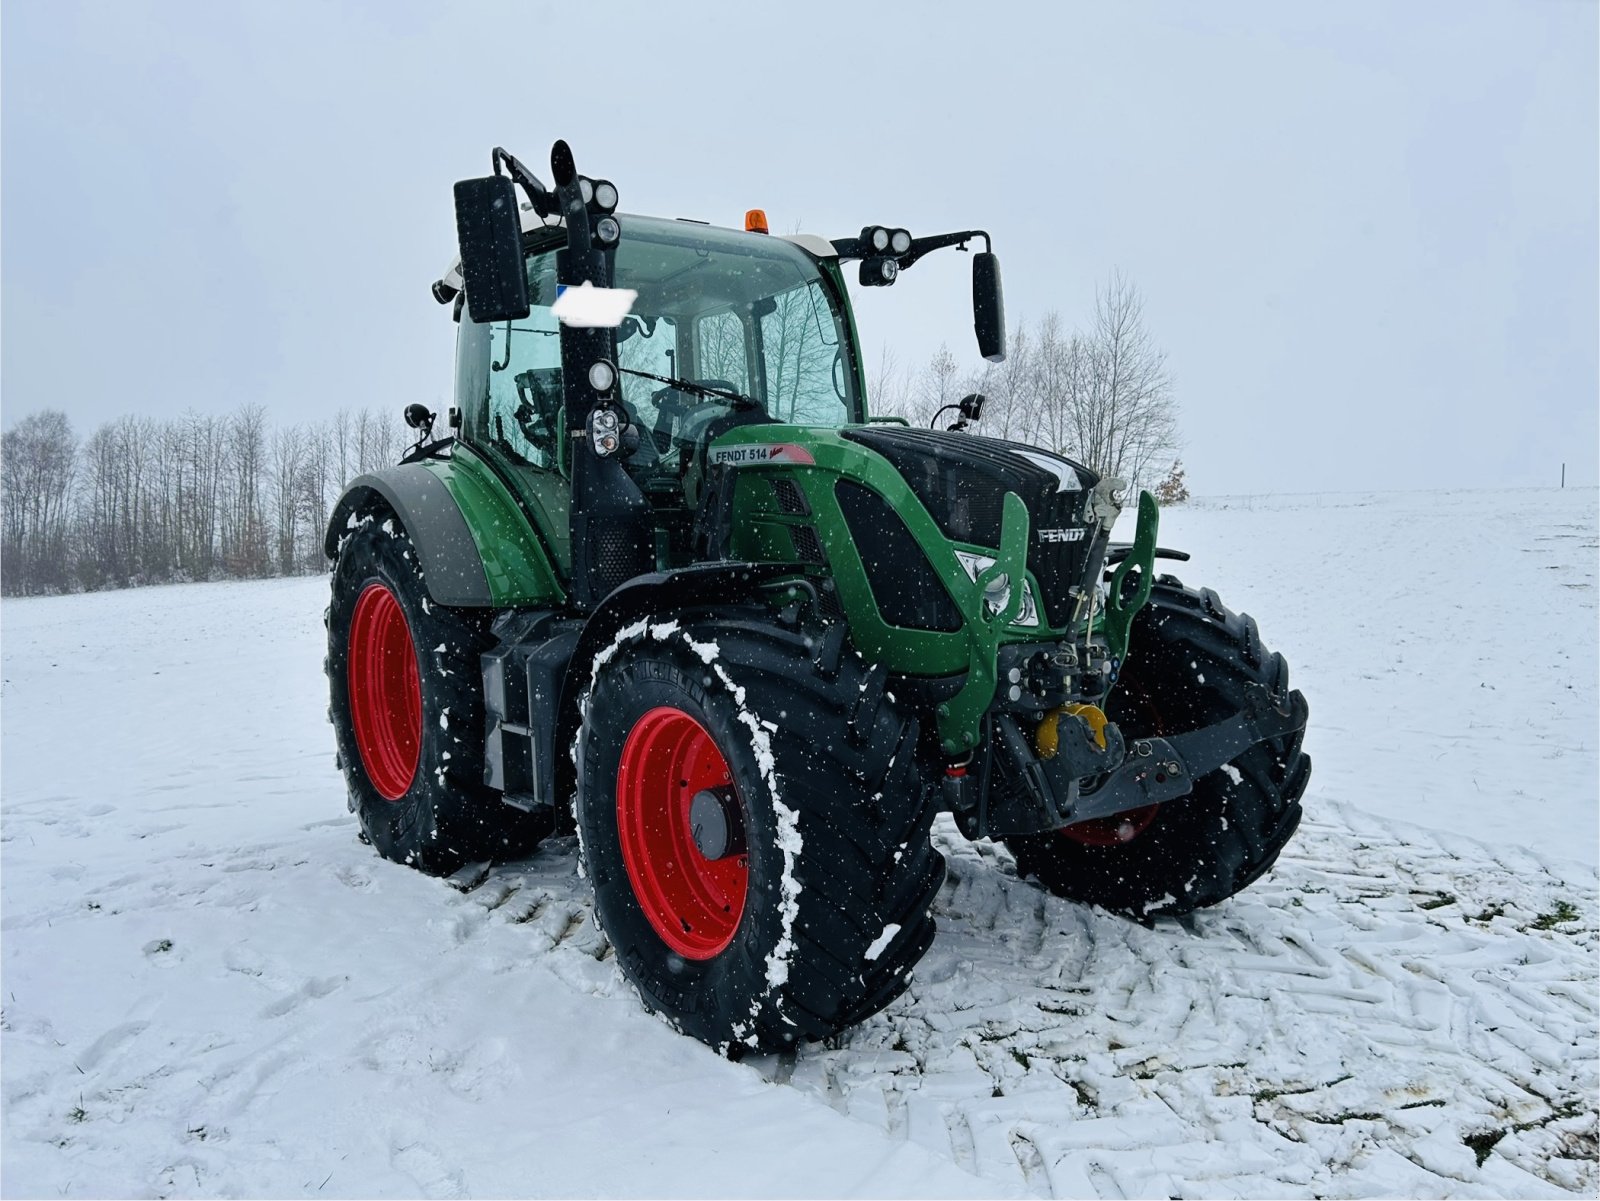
[935,487,1266,842]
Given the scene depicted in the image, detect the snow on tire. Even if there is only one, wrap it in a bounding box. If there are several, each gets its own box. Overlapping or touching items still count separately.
[1007,577,1311,919]
[327,513,549,875]
[576,613,944,1052]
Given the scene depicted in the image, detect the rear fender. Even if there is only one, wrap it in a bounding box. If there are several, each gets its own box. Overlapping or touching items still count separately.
[326,467,493,605]
[325,460,564,608]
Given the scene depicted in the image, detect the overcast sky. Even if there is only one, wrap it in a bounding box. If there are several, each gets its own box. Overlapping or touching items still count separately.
[3,0,1595,493]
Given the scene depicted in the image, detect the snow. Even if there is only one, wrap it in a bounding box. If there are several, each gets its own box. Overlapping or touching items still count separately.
[866,924,903,961]
[1142,487,1597,867]
[2,487,1596,1198]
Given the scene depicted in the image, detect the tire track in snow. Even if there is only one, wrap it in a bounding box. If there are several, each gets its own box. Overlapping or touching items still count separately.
[445,803,1596,1198]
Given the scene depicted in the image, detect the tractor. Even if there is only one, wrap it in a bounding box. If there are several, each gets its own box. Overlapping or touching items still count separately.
[324,140,1310,1052]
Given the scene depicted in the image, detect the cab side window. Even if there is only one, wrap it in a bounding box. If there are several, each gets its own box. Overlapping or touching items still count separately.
[467,250,564,470]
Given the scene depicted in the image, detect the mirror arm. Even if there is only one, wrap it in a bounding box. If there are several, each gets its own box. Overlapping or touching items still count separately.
[827,228,991,270]
[492,146,558,218]
[899,229,990,271]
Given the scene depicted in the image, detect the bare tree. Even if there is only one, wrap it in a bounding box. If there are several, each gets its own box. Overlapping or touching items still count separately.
[1065,272,1180,492]
[269,423,309,575]
[873,274,1181,492]
[1,410,78,594]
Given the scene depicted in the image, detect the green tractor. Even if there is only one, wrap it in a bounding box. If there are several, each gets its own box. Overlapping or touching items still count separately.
[325,140,1310,1052]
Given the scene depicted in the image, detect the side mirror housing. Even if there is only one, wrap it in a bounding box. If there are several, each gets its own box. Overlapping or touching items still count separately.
[453,175,529,323]
[972,252,1006,363]
[957,392,986,421]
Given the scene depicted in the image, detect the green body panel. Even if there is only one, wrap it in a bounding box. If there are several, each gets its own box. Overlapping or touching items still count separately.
[1103,490,1160,662]
[421,444,566,607]
[716,424,1074,751]
[942,492,1031,753]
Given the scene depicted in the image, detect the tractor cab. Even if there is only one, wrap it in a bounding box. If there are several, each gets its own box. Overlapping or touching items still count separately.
[451,215,863,572]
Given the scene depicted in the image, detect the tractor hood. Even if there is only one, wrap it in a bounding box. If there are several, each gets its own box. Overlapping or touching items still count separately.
[841,426,1109,630]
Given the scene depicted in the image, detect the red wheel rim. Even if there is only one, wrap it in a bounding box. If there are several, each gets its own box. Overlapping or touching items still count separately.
[348,583,422,801]
[1060,682,1163,847]
[1059,804,1160,846]
[616,707,748,959]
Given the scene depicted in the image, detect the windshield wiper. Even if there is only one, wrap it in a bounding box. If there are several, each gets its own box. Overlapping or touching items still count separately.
[617,366,762,410]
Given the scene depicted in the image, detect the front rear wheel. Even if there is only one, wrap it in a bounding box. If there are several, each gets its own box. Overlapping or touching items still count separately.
[1005,578,1311,919]
[577,616,945,1052]
[327,513,548,875]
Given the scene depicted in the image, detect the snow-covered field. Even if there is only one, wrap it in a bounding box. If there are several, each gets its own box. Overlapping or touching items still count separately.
[2,487,1595,1199]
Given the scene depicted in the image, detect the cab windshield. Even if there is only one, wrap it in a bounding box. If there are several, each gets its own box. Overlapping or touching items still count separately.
[612,217,859,435]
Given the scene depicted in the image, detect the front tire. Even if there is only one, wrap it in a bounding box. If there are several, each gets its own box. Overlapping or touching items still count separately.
[1006,578,1310,919]
[577,615,944,1052]
[327,513,548,875]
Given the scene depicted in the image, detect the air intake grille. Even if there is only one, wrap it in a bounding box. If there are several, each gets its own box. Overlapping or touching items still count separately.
[791,524,825,565]
[770,476,810,515]
[835,480,961,632]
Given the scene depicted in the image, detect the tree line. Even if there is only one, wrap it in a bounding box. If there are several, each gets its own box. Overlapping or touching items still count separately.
[871,271,1185,500]
[1,406,412,597]
[2,273,1185,598]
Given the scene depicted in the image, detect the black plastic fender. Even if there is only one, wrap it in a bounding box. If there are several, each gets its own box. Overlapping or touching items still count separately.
[324,467,492,606]
[562,561,799,711]
[543,562,800,803]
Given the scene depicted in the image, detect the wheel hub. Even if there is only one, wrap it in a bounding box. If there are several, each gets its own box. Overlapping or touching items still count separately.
[688,786,744,861]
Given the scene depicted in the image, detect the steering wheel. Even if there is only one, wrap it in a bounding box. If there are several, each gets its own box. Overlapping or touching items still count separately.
[649,379,746,453]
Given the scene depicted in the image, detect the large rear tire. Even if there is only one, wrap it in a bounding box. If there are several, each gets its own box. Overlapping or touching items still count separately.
[1006,578,1310,919]
[327,513,548,875]
[577,615,944,1052]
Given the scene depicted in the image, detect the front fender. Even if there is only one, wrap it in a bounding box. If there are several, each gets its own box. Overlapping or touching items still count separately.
[562,561,801,710]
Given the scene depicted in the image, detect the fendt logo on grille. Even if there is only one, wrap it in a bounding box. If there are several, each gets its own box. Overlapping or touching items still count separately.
[1037,528,1087,543]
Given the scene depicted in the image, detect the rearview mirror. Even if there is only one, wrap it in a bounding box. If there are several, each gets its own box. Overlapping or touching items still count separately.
[972,252,1006,363]
[958,392,986,421]
[453,175,529,323]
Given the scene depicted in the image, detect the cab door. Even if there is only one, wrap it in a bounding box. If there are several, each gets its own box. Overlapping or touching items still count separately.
[455,244,574,578]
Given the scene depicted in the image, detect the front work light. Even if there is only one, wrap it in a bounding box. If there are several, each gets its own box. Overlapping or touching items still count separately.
[860,256,899,287]
[588,360,617,393]
[890,228,912,254]
[595,215,621,245]
[593,180,619,212]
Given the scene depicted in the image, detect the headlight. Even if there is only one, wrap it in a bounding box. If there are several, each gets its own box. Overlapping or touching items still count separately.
[955,551,1040,627]
[594,215,621,245]
[590,407,621,456]
[890,228,911,254]
[869,226,890,252]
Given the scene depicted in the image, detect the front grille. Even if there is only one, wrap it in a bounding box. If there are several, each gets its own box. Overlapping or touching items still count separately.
[836,480,961,632]
[843,426,1101,629]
